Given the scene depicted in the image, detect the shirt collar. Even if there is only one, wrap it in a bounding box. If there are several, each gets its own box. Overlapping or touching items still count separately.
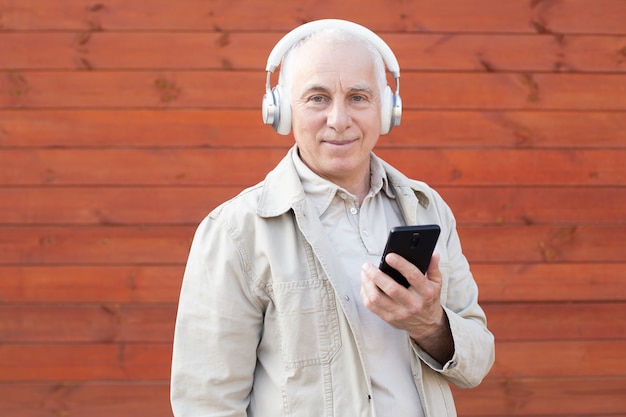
[292,146,395,217]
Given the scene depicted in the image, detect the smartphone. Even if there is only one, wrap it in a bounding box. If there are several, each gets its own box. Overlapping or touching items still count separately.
[379,225,441,288]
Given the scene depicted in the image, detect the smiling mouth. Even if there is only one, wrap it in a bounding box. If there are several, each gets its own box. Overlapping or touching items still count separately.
[323,138,357,146]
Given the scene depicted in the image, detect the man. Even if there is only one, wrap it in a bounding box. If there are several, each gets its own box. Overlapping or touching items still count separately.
[171,19,494,417]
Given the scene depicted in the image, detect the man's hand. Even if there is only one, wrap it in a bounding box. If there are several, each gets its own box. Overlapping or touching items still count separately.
[360,252,454,364]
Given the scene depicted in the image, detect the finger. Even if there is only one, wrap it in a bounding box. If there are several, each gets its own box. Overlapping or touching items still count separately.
[384,252,425,286]
[361,263,381,307]
[425,252,442,285]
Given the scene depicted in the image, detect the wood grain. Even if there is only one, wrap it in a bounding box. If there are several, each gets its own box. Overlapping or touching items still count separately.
[2,32,625,73]
[1,225,625,264]
[2,302,623,343]
[1,0,625,34]
[2,72,625,110]
[0,265,183,303]
[2,1,625,416]
[2,186,624,226]
[1,110,625,149]
[1,149,624,186]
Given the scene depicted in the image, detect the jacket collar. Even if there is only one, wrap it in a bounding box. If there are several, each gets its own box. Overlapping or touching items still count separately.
[256,145,430,218]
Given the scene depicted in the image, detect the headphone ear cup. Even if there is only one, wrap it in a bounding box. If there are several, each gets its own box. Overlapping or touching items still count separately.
[380,85,394,135]
[274,85,292,135]
[262,89,277,127]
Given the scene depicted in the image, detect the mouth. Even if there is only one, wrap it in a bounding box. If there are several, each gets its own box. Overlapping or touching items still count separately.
[322,138,358,147]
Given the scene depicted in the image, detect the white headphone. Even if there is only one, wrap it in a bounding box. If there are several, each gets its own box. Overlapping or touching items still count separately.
[261,19,402,136]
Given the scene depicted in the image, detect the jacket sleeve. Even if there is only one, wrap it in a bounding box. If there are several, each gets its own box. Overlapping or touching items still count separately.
[170,213,265,416]
[412,198,495,389]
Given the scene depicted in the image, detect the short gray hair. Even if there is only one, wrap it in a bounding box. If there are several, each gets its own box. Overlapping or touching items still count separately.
[277,28,387,103]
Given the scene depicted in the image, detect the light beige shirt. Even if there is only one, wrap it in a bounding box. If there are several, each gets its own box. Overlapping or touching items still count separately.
[293,149,425,417]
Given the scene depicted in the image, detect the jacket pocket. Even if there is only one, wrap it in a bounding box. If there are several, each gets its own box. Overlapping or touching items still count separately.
[271,278,341,368]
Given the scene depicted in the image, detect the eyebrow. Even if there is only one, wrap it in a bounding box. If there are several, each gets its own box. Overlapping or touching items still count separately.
[300,84,374,98]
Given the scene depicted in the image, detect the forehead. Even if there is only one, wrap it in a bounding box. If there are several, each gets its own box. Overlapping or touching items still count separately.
[291,38,378,91]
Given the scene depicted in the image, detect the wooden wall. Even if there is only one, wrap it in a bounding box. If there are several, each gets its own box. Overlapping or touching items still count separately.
[1,0,625,416]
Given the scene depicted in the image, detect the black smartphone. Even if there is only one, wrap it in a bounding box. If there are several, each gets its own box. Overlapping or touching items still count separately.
[379,225,441,288]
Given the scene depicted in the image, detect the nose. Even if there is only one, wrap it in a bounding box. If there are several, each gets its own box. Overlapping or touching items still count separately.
[326,100,352,132]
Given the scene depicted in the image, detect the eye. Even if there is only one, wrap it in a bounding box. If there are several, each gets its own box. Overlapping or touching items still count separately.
[350,93,372,106]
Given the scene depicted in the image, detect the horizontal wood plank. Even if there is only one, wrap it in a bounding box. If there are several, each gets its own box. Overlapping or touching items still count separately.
[451,377,626,415]
[2,72,625,111]
[2,32,626,73]
[483,302,626,342]
[1,225,624,264]
[458,225,626,263]
[2,109,625,149]
[0,186,249,226]
[0,382,172,417]
[1,0,625,34]
[1,340,624,381]
[439,186,626,226]
[2,186,625,226]
[473,263,626,303]
[2,263,624,304]
[0,379,623,417]
[0,265,184,303]
[2,302,623,344]
[0,343,171,382]
[0,305,177,343]
[1,149,624,187]
[490,341,626,378]
[0,226,194,265]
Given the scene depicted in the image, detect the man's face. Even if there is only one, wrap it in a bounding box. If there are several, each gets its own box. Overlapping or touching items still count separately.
[289,38,382,187]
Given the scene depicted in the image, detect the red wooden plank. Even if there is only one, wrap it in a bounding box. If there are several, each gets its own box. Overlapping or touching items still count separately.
[0,265,183,303]
[473,263,626,302]
[0,340,623,382]
[1,0,624,34]
[483,302,626,341]
[378,149,626,187]
[1,72,625,111]
[1,149,624,186]
[0,186,236,226]
[2,302,623,344]
[0,226,194,265]
[0,148,288,187]
[0,379,623,417]
[0,305,177,343]
[0,343,171,381]
[2,186,624,226]
[0,263,618,304]
[0,225,624,265]
[0,382,172,417]
[452,377,626,415]
[489,340,626,379]
[2,110,625,149]
[458,225,626,263]
[0,263,624,305]
[438,186,626,226]
[3,32,626,73]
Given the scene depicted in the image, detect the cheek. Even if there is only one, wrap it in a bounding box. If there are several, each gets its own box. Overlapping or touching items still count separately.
[292,108,324,133]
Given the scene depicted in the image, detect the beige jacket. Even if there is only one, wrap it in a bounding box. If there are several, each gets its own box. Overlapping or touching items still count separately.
[171,147,495,417]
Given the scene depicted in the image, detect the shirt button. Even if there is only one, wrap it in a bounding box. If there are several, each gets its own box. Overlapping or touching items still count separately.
[339,193,347,200]
[350,207,358,215]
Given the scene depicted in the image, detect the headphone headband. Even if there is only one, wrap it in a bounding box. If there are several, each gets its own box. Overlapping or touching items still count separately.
[265,19,400,78]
